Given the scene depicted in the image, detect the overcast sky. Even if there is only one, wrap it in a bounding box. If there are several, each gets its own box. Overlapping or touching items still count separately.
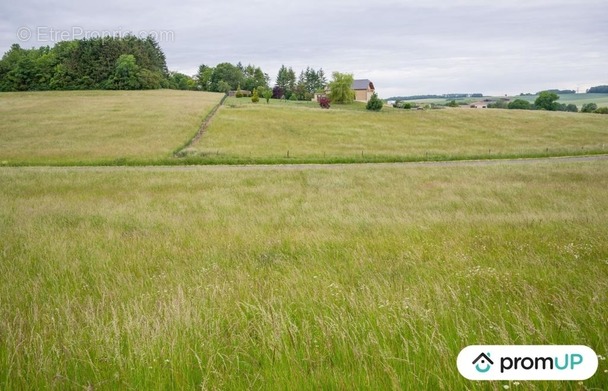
[1,0,607,97]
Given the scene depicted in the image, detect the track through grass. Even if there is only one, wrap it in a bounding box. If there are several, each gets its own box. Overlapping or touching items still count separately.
[0,90,224,165]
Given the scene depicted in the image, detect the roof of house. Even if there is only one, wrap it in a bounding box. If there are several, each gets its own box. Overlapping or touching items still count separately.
[352,79,375,91]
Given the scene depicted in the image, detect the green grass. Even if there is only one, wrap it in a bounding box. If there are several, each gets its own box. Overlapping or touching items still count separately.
[188,99,608,162]
[0,90,224,165]
[2,93,607,167]
[1,161,607,389]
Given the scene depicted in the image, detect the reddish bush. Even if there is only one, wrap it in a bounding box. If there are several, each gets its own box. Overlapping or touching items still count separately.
[319,96,331,109]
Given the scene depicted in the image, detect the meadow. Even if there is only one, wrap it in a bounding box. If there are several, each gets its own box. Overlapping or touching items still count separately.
[2,92,607,166]
[0,90,224,165]
[188,97,608,164]
[1,161,607,390]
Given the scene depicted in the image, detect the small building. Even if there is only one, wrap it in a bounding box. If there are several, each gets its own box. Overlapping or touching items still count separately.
[312,78,376,103]
[470,101,488,109]
[352,79,375,102]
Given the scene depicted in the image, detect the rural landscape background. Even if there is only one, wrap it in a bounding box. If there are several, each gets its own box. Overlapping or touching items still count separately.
[1,0,608,389]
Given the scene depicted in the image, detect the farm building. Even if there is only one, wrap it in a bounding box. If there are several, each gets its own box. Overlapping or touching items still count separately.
[470,101,488,109]
[313,79,377,103]
[352,79,376,102]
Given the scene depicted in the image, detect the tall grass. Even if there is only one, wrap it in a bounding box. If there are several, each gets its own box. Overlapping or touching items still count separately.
[1,161,607,389]
[191,100,608,162]
[0,90,224,165]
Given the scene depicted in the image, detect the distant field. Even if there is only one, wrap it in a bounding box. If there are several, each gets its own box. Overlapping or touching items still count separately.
[190,97,608,162]
[512,93,608,108]
[393,93,608,108]
[0,90,223,165]
[1,161,607,389]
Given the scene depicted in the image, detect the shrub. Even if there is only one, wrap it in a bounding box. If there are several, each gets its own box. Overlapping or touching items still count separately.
[235,85,243,98]
[566,104,578,113]
[272,86,283,99]
[262,89,272,104]
[251,88,259,103]
[581,103,598,113]
[534,91,559,111]
[289,93,298,101]
[319,96,330,109]
[366,93,383,111]
[595,107,608,114]
[508,99,532,110]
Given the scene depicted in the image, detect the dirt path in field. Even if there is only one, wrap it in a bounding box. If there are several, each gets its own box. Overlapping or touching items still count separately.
[174,94,228,155]
[5,154,608,173]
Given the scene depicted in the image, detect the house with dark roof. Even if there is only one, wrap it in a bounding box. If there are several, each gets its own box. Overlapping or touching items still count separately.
[312,78,376,103]
[352,79,375,102]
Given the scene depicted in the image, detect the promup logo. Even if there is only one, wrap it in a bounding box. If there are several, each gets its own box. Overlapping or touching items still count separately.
[457,345,598,381]
[472,352,494,373]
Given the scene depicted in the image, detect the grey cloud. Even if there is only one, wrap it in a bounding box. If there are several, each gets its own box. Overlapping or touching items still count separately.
[1,0,607,96]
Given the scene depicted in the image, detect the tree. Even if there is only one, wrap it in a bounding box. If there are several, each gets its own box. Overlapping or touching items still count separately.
[508,99,532,110]
[0,36,170,91]
[262,89,272,104]
[595,107,608,114]
[328,72,354,104]
[167,72,195,90]
[275,65,296,98]
[534,91,559,111]
[251,88,259,103]
[488,100,508,109]
[243,64,269,92]
[565,104,578,113]
[217,80,231,93]
[112,54,141,90]
[587,85,608,93]
[138,69,164,89]
[196,65,213,91]
[210,62,243,92]
[581,103,598,113]
[366,93,383,111]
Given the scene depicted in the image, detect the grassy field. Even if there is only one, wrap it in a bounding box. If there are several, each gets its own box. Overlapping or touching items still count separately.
[1,161,607,389]
[188,97,608,163]
[2,92,607,166]
[0,90,224,165]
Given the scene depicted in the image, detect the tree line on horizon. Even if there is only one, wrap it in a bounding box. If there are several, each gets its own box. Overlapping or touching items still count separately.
[0,37,334,102]
[0,36,176,91]
[490,91,608,114]
[0,37,373,110]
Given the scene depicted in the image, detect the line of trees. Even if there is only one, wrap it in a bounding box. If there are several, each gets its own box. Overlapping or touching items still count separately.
[495,91,607,114]
[272,65,327,100]
[194,62,328,101]
[0,36,182,91]
[0,37,336,101]
[195,62,269,93]
[587,85,608,93]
